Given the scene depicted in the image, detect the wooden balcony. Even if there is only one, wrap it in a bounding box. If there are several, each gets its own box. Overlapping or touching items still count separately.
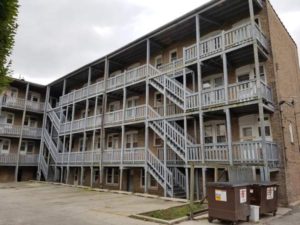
[59,81,105,106]
[201,80,273,109]
[56,150,101,165]
[0,124,42,139]
[0,154,39,166]
[102,147,145,165]
[187,141,280,167]
[1,97,45,113]
[60,115,102,134]
[184,23,268,64]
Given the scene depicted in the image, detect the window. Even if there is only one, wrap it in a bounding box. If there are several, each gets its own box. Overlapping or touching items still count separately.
[5,87,18,98]
[155,55,163,68]
[242,127,253,139]
[93,169,100,183]
[0,139,10,154]
[27,92,40,102]
[126,132,138,148]
[214,77,223,88]
[20,141,35,155]
[202,75,223,89]
[140,169,158,188]
[106,168,119,185]
[79,138,84,152]
[108,101,120,112]
[216,124,226,143]
[96,135,101,149]
[4,113,14,124]
[204,125,213,144]
[154,133,163,146]
[126,97,138,108]
[154,92,163,107]
[238,74,250,82]
[169,50,177,62]
[107,134,119,149]
[259,65,266,82]
[258,126,271,137]
[24,116,38,128]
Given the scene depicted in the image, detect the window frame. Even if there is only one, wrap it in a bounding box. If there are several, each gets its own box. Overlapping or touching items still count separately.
[169,49,178,63]
[0,138,10,154]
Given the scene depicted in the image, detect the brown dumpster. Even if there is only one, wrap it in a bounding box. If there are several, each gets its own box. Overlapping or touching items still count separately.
[249,182,278,216]
[207,183,250,225]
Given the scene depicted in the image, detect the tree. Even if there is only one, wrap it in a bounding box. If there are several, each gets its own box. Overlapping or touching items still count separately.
[0,0,19,93]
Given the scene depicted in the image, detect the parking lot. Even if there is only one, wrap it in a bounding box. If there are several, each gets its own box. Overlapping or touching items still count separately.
[0,182,182,225]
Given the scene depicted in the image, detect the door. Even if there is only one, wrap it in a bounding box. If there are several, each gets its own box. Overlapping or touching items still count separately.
[126,97,138,119]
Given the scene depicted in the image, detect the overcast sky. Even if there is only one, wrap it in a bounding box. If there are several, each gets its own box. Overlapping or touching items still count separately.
[10,0,300,85]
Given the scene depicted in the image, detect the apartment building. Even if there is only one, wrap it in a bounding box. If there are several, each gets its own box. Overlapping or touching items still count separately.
[1,0,300,205]
[0,79,46,182]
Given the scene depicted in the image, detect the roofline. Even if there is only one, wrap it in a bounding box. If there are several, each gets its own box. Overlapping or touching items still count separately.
[48,0,224,86]
[12,77,46,88]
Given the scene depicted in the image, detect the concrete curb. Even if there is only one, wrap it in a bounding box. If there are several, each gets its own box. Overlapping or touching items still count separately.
[31,181,188,203]
[130,214,189,225]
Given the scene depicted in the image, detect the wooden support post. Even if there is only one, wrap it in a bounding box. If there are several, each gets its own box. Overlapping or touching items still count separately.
[195,169,200,200]
[66,102,75,184]
[144,38,151,193]
[214,168,218,182]
[202,167,207,199]
[80,166,84,185]
[196,14,205,164]
[38,86,50,181]
[190,164,195,203]
[15,83,30,182]
[225,108,233,165]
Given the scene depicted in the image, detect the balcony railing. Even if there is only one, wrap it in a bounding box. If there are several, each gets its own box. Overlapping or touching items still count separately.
[106,65,149,92]
[186,141,279,165]
[184,23,268,64]
[158,59,184,74]
[56,150,101,165]
[102,147,145,164]
[1,97,45,112]
[60,115,102,134]
[124,105,146,122]
[59,81,105,106]
[0,124,42,139]
[104,110,123,125]
[0,154,39,166]
[202,80,273,108]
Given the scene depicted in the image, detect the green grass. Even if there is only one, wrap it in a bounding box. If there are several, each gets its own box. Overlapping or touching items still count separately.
[141,203,207,221]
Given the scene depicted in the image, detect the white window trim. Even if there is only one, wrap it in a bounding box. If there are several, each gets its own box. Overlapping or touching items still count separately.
[3,112,14,125]
[239,114,272,141]
[106,168,119,185]
[204,120,227,144]
[6,87,18,98]
[155,55,163,68]
[20,141,35,155]
[126,96,139,108]
[108,101,120,112]
[289,123,294,144]
[140,169,158,189]
[0,138,10,154]
[93,169,100,183]
[235,64,267,83]
[24,116,38,128]
[28,91,41,102]
[125,131,138,148]
[154,92,163,107]
[202,74,223,89]
[169,49,178,63]
[106,133,119,149]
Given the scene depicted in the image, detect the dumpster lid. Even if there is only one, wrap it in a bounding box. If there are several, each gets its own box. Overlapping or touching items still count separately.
[251,182,278,186]
[207,182,250,188]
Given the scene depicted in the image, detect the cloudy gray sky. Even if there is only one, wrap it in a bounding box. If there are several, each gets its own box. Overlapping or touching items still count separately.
[11,0,300,85]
